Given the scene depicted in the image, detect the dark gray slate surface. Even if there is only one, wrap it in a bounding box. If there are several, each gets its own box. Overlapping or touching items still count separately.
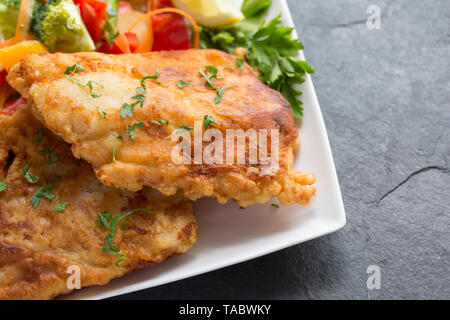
[117,0,450,299]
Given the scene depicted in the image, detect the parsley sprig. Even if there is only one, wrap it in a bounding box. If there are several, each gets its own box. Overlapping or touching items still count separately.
[97,209,154,269]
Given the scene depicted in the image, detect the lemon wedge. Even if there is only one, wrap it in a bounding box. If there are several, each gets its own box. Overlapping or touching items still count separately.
[172,0,244,28]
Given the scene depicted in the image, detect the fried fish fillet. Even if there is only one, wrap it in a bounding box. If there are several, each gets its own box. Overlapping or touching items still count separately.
[0,104,197,300]
[7,49,315,207]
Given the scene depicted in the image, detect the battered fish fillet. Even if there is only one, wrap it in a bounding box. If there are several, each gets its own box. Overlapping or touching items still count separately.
[7,49,316,207]
[0,104,197,300]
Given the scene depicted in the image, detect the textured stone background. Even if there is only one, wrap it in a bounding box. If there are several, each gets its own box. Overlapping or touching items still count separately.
[117,0,450,299]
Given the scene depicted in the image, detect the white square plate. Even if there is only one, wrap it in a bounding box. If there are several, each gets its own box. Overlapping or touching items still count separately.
[67,0,346,299]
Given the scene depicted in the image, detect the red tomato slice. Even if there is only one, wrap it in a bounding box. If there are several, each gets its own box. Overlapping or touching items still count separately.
[151,0,191,51]
[118,1,132,14]
[0,70,7,88]
[1,96,26,115]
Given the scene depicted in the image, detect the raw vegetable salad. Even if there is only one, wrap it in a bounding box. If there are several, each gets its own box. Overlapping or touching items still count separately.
[0,0,313,118]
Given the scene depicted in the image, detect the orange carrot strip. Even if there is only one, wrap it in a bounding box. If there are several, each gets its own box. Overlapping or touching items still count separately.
[15,0,35,41]
[115,32,131,53]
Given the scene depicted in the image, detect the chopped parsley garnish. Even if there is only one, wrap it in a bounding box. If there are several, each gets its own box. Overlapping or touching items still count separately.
[177,80,192,88]
[22,163,39,184]
[96,107,108,119]
[235,58,244,69]
[271,203,280,209]
[199,66,222,90]
[203,115,219,129]
[151,119,169,126]
[96,209,154,269]
[113,147,117,163]
[132,81,148,108]
[66,77,103,98]
[223,67,233,71]
[0,179,7,192]
[141,70,160,89]
[126,122,144,140]
[176,125,193,133]
[55,200,69,213]
[122,73,160,117]
[86,80,103,98]
[35,128,43,145]
[115,257,129,270]
[64,64,85,75]
[205,65,223,80]
[117,135,124,141]
[30,184,55,208]
[120,103,135,119]
[39,148,58,163]
[66,76,84,86]
[214,86,235,104]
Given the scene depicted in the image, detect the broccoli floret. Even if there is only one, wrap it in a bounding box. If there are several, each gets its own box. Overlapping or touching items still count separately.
[0,0,20,41]
[31,0,94,52]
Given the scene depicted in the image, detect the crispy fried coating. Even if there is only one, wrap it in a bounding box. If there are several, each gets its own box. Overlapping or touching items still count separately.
[0,105,197,300]
[7,49,315,207]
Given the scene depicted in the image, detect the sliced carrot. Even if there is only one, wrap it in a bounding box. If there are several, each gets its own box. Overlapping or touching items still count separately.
[15,0,35,42]
[127,7,200,52]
